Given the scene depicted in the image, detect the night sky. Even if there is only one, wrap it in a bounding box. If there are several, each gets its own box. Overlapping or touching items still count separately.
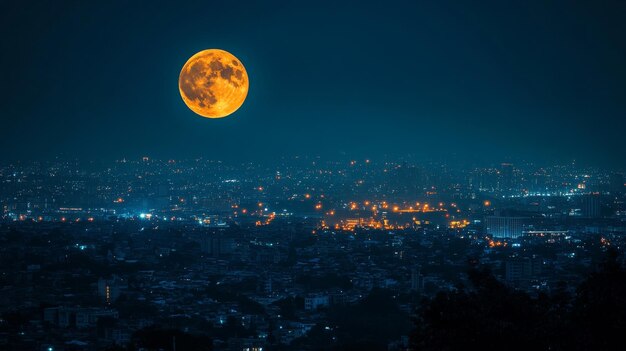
[1,0,625,166]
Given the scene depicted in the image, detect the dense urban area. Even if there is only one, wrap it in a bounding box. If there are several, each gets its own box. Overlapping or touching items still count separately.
[1,157,625,350]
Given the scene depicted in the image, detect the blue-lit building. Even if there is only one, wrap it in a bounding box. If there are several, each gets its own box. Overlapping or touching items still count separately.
[485,215,526,239]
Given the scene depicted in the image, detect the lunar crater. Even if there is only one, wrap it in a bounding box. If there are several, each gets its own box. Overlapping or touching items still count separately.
[178,49,248,118]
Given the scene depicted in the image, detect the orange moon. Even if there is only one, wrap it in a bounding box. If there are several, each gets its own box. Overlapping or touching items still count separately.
[178,49,249,118]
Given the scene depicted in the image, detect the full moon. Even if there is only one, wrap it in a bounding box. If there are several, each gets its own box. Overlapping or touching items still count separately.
[178,49,249,118]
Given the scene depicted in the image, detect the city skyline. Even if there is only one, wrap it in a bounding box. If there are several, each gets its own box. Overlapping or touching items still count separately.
[2,1,626,350]
[1,154,625,350]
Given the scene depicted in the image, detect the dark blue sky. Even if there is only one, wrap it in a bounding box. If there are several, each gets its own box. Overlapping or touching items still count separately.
[1,0,625,166]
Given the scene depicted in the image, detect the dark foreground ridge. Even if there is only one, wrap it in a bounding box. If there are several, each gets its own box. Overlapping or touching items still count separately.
[411,249,626,351]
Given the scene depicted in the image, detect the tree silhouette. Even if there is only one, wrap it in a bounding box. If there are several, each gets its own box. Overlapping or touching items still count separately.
[411,249,626,351]
[567,249,626,350]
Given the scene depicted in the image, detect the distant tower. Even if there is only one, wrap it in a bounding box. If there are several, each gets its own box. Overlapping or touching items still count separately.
[499,163,514,193]
[98,276,124,304]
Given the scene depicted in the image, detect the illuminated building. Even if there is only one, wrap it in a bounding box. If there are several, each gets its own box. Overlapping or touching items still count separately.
[485,215,526,239]
[98,276,125,304]
[449,219,469,229]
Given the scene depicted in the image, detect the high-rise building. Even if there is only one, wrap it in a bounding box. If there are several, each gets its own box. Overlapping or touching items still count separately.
[200,231,235,257]
[485,215,526,239]
[581,193,601,218]
[499,163,514,192]
[98,276,125,304]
